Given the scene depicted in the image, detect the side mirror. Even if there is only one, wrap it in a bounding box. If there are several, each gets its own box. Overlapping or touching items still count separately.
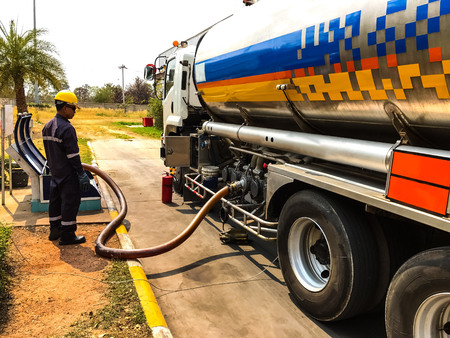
[144,64,156,81]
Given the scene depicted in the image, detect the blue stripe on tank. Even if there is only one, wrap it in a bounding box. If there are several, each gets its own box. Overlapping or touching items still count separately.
[196,30,303,84]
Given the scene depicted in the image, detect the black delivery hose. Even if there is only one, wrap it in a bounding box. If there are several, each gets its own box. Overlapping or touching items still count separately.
[82,164,234,260]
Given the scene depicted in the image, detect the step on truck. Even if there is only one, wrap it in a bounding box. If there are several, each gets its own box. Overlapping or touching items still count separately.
[145,0,450,336]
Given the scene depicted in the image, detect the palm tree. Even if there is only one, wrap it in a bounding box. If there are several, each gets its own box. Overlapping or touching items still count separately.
[0,20,66,113]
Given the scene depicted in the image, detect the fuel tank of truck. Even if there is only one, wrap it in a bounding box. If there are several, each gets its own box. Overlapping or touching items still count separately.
[194,0,450,149]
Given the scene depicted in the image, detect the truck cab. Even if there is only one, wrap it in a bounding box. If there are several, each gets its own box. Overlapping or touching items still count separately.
[145,43,208,168]
[161,45,203,136]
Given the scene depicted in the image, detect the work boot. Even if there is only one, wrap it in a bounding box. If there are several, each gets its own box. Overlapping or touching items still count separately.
[59,232,86,245]
[48,226,63,241]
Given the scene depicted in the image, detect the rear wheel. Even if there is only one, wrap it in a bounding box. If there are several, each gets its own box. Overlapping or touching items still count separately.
[278,190,379,321]
[385,247,450,338]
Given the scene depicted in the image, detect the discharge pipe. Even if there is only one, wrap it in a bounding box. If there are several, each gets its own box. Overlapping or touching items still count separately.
[203,121,450,174]
[83,164,240,259]
[203,121,393,173]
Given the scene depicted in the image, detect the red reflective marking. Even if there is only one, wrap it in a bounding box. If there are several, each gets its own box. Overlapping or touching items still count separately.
[391,152,450,187]
[387,176,449,215]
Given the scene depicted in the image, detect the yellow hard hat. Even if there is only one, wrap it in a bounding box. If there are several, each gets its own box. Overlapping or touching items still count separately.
[54,90,80,109]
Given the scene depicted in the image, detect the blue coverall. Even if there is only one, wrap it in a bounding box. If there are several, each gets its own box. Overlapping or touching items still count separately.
[42,114,84,234]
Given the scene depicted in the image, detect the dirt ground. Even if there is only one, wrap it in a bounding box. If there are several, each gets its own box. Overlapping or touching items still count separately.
[1,224,115,337]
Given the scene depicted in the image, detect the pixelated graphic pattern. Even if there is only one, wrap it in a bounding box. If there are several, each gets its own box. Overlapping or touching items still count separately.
[199,0,450,103]
[297,0,448,68]
[291,0,450,101]
[367,0,444,54]
[297,10,362,67]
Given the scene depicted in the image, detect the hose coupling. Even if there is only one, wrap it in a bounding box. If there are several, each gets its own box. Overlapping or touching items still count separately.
[228,179,246,193]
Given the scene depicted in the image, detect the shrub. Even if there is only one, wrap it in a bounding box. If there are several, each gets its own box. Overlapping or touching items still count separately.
[27,103,52,109]
[148,98,163,129]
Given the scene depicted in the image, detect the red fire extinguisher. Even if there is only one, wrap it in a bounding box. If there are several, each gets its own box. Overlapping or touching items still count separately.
[162,172,173,204]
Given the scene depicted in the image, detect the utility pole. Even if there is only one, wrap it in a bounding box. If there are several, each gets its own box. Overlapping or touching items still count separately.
[118,64,127,104]
[33,0,39,104]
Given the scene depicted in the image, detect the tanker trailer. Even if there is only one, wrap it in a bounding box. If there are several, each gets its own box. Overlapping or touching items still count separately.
[145,0,450,336]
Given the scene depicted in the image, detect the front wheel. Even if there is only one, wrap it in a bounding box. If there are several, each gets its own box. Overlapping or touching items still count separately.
[277,190,379,321]
[172,167,190,195]
[385,247,450,338]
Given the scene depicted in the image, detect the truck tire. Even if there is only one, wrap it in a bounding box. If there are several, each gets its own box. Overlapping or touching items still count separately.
[385,247,450,338]
[277,190,378,321]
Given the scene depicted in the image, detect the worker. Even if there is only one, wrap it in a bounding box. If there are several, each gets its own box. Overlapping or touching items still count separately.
[42,90,91,245]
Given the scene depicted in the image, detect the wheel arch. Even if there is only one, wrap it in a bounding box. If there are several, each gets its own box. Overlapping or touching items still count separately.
[266,180,306,221]
[266,178,367,222]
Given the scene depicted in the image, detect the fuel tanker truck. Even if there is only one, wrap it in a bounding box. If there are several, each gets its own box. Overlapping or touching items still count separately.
[145,0,450,336]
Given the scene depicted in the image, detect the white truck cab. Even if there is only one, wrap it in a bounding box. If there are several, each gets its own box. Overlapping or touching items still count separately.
[145,42,208,169]
[146,44,202,137]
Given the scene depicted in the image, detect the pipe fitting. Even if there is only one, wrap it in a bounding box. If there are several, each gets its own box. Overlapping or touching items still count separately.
[228,179,246,193]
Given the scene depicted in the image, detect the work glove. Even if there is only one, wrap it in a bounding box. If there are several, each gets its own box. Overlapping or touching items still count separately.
[78,172,91,193]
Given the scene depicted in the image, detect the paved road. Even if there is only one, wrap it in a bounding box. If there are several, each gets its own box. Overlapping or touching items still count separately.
[91,139,386,338]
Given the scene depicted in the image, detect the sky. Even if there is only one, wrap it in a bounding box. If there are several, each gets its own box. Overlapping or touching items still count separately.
[0,0,244,91]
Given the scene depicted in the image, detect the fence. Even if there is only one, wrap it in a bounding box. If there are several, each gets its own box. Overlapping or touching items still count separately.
[0,98,148,112]
[39,101,148,112]
[79,102,148,111]
[0,98,15,106]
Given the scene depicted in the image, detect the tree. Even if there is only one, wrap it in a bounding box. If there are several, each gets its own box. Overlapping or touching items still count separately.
[0,86,14,98]
[74,84,92,102]
[92,85,112,103]
[125,77,153,104]
[0,20,66,113]
[112,86,123,103]
[92,83,122,103]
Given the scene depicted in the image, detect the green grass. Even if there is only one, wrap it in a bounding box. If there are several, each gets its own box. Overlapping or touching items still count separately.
[78,138,94,165]
[65,260,152,337]
[115,134,134,140]
[111,122,162,139]
[95,110,142,118]
[0,224,12,299]
[114,121,141,126]
[0,223,12,331]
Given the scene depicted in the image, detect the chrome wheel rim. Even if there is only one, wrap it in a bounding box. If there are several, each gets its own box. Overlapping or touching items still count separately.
[287,217,331,292]
[414,292,450,337]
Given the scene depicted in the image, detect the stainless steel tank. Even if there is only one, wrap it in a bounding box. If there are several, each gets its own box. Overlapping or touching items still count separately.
[194,0,450,149]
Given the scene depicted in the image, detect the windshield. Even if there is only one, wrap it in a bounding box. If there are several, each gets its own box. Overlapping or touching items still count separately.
[164,58,176,98]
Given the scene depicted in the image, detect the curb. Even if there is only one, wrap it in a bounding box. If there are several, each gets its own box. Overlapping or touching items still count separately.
[88,144,172,338]
[109,210,172,338]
